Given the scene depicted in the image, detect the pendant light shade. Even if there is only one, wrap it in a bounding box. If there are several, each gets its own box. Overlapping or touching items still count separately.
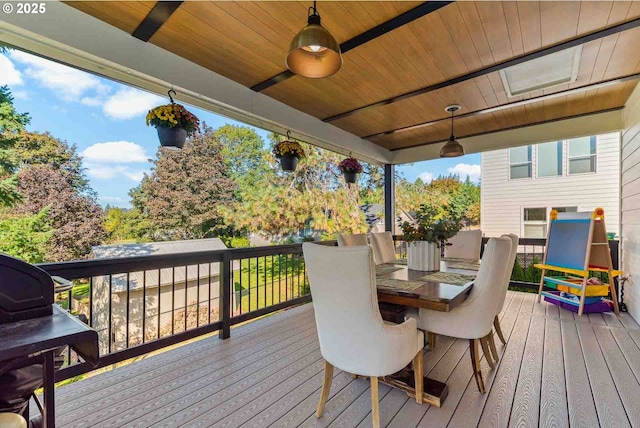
[286,2,342,78]
[440,105,464,158]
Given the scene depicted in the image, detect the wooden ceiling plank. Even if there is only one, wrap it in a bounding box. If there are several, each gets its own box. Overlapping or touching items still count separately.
[437,5,484,71]
[66,1,156,34]
[540,1,581,45]
[502,1,525,57]
[604,27,640,79]
[516,1,542,52]
[150,9,281,86]
[455,2,495,66]
[576,1,613,34]
[178,2,286,71]
[475,1,513,63]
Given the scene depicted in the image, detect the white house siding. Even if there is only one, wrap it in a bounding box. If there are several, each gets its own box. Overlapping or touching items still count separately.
[621,84,640,323]
[481,132,621,239]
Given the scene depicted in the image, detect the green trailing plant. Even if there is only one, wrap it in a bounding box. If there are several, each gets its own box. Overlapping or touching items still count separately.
[400,203,462,243]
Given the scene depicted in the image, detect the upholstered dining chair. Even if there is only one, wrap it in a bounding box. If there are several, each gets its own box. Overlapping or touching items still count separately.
[409,237,512,393]
[492,234,519,349]
[369,231,397,264]
[445,229,483,260]
[303,243,425,428]
[0,413,27,428]
[337,233,368,247]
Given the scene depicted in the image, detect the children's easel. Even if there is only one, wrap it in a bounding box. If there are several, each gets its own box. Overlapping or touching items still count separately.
[535,208,621,316]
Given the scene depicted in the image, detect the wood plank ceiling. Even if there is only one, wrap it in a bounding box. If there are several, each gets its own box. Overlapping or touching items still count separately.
[67,1,640,152]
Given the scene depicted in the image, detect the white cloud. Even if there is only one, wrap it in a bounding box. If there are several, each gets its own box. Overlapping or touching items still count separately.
[448,163,481,183]
[85,163,147,182]
[12,90,30,100]
[103,87,164,120]
[0,54,23,86]
[418,172,433,184]
[9,50,110,102]
[82,141,149,163]
[81,96,102,107]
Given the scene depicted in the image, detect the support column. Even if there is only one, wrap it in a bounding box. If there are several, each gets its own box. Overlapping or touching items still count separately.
[384,164,395,233]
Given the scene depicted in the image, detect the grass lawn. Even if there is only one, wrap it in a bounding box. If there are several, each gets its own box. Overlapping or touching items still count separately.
[233,255,309,314]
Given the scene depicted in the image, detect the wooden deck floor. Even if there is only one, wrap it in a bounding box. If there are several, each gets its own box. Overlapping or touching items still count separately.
[54,291,640,428]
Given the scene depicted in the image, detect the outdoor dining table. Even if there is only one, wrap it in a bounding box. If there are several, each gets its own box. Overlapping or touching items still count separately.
[373,259,479,408]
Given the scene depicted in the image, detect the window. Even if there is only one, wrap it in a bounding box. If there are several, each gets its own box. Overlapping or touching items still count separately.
[510,146,532,179]
[552,206,577,213]
[537,141,563,177]
[523,207,547,238]
[568,136,596,174]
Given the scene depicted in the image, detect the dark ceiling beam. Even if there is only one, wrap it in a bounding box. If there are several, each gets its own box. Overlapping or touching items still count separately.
[132,1,183,42]
[389,107,625,152]
[250,1,453,92]
[324,17,640,123]
[365,72,640,140]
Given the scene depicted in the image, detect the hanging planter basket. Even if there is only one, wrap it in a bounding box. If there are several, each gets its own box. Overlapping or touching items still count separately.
[157,126,188,149]
[146,89,200,149]
[338,156,363,184]
[279,153,300,172]
[273,132,306,172]
[343,170,358,183]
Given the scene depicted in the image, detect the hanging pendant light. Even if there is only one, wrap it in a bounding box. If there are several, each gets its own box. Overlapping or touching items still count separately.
[286,1,342,78]
[439,105,464,158]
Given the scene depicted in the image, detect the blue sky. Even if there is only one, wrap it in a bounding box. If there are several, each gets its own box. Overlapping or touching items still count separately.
[0,50,480,207]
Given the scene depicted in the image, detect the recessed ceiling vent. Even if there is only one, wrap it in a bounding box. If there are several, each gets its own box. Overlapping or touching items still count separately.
[500,46,583,97]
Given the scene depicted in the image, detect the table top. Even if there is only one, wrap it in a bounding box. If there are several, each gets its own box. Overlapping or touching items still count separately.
[0,305,99,365]
[376,260,477,312]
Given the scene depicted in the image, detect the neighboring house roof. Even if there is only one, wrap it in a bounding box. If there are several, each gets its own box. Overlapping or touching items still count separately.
[360,204,415,230]
[91,238,229,292]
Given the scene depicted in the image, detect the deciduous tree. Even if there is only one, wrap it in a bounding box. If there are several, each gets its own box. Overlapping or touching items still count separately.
[138,125,237,240]
[14,165,105,261]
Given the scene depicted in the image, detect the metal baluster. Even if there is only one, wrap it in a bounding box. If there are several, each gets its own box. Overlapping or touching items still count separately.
[108,275,112,353]
[271,254,274,307]
[285,253,289,301]
[255,257,259,310]
[171,267,175,335]
[157,269,161,339]
[208,262,212,324]
[142,270,146,344]
[197,264,200,327]
[184,266,188,332]
[125,272,130,348]
[89,277,93,327]
[263,256,267,309]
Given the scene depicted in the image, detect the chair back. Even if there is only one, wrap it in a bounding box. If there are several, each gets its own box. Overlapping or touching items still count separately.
[337,233,368,247]
[445,229,483,260]
[458,236,512,337]
[369,231,396,264]
[496,234,519,313]
[303,243,387,367]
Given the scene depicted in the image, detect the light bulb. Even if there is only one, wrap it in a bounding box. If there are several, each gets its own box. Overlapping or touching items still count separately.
[302,45,327,53]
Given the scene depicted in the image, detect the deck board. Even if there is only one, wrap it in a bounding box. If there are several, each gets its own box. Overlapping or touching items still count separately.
[52,293,640,428]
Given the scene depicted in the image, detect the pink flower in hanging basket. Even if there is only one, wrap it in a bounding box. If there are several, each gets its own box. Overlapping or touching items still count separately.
[338,157,363,173]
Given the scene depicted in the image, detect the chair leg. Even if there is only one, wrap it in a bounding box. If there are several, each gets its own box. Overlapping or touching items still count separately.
[428,332,437,350]
[488,332,500,363]
[480,336,495,369]
[371,376,380,428]
[469,339,486,394]
[316,360,334,418]
[494,315,506,345]
[413,349,424,404]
